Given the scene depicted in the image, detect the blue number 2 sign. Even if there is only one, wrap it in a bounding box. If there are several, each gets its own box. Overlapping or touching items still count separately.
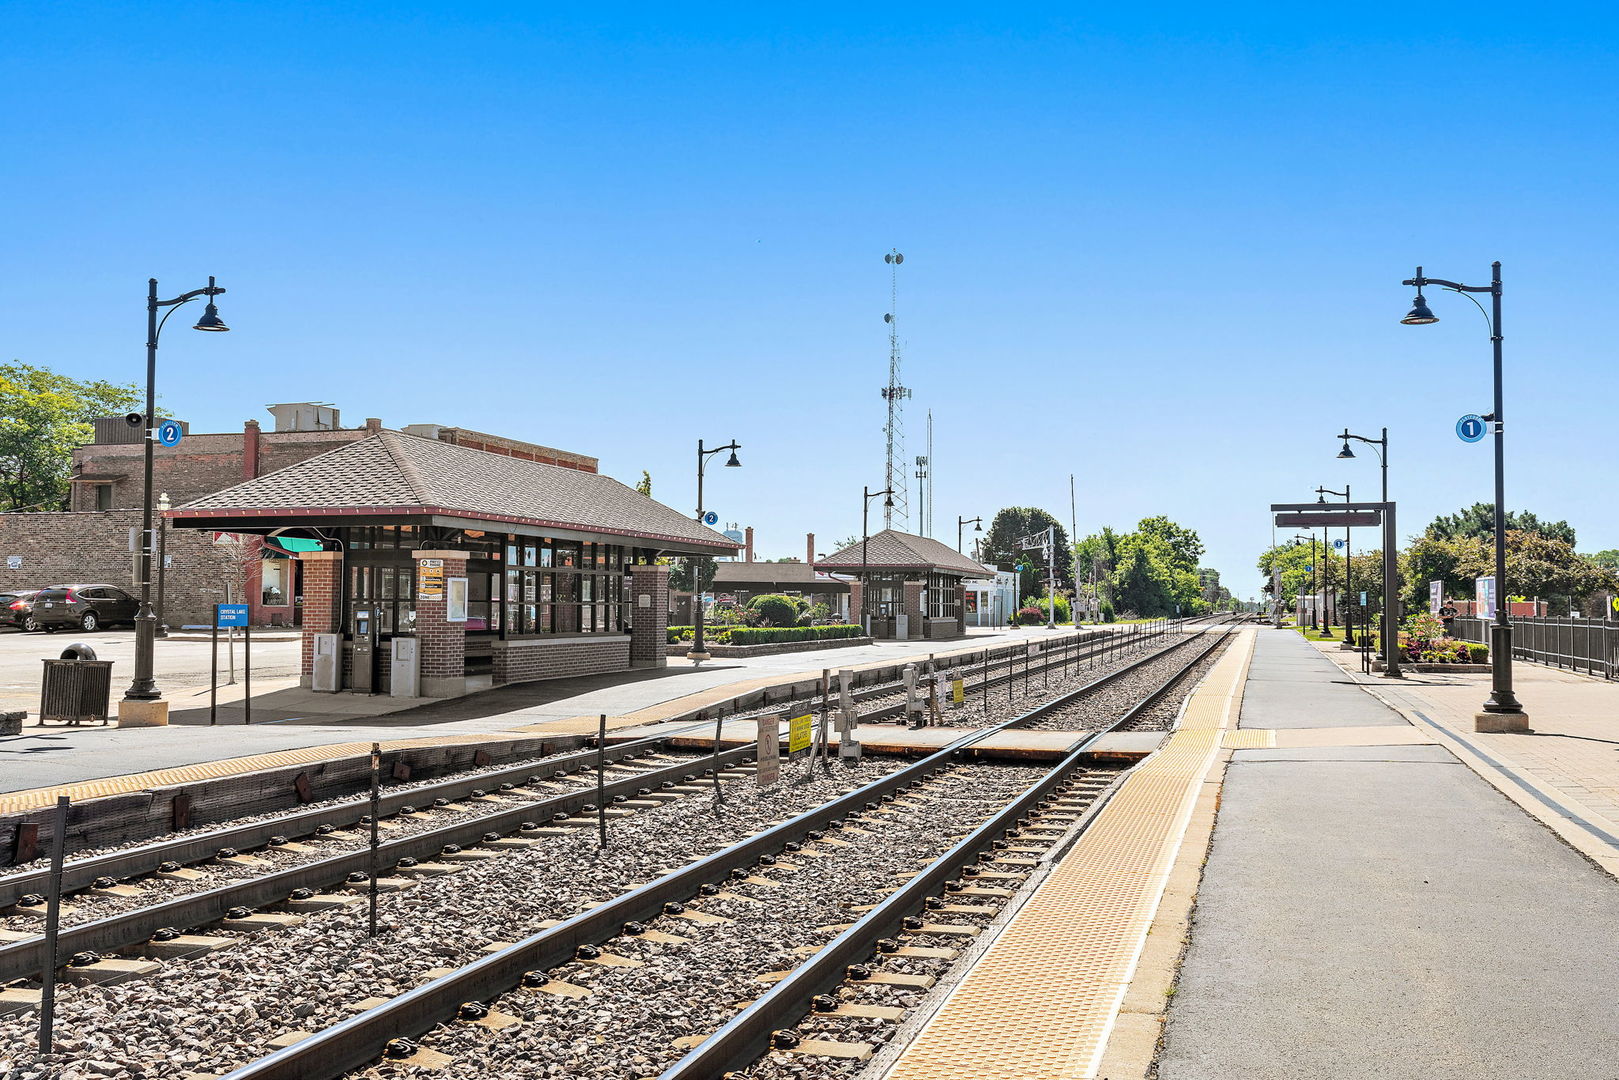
[156,419,184,447]
[1456,414,1487,443]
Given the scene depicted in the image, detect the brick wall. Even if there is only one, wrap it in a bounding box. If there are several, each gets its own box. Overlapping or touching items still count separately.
[298,552,343,681]
[412,550,467,696]
[493,637,631,684]
[0,510,244,626]
[902,580,926,640]
[629,563,670,667]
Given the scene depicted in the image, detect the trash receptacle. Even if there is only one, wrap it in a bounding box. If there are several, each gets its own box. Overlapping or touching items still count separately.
[40,647,114,726]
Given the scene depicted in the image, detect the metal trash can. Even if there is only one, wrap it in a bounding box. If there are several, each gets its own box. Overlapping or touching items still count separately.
[40,646,114,726]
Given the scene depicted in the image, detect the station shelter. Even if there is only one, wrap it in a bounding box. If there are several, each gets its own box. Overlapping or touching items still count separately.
[813,529,980,640]
[709,561,851,620]
[169,431,737,696]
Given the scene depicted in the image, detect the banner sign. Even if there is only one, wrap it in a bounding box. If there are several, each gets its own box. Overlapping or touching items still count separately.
[1274,511,1384,529]
[1475,576,1497,620]
[1429,581,1444,616]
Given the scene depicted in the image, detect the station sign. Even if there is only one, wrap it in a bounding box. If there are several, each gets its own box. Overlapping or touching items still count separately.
[1274,511,1383,529]
[1456,414,1487,443]
[216,603,250,628]
[156,419,185,447]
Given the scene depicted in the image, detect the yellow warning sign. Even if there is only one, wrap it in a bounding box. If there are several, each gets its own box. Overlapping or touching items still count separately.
[951,678,965,704]
[788,713,813,755]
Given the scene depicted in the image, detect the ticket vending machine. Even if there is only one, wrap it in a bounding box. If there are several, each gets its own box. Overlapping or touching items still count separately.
[351,607,377,693]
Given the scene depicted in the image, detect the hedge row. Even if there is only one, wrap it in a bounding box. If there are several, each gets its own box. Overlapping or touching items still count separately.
[724,624,864,646]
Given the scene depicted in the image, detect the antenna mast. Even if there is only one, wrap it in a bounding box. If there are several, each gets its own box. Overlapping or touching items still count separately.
[882,249,911,531]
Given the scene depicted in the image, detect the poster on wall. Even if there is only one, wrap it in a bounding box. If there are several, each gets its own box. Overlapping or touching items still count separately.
[418,558,445,599]
[446,576,468,623]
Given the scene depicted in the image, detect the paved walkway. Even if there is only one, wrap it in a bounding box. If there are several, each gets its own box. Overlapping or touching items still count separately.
[1155,629,1619,1080]
[0,626,1079,808]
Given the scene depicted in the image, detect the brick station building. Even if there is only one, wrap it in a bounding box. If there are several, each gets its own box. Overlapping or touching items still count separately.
[168,430,736,696]
[814,529,979,640]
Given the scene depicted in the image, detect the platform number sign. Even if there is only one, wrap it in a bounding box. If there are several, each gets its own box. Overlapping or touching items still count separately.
[156,419,184,447]
[1456,414,1487,443]
[702,511,719,526]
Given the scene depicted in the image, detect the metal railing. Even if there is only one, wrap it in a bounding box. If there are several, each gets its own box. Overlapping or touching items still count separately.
[1450,615,1619,680]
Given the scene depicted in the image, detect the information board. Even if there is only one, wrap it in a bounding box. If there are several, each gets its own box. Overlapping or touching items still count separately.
[951,678,965,705]
[216,603,250,628]
[418,558,445,600]
[788,713,813,757]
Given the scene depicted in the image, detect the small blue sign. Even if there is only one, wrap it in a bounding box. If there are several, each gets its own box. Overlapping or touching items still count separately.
[156,419,184,447]
[1333,538,1345,549]
[702,511,719,526]
[216,603,250,628]
[1360,591,1368,606]
[1456,414,1487,443]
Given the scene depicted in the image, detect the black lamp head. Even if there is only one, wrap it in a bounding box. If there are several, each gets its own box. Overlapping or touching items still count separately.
[1401,293,1438,325]
[724,450,740,468]
[884,495,893,509]
[193,302,229,332]
[975,520,983,532]
[1337,440,1355,459]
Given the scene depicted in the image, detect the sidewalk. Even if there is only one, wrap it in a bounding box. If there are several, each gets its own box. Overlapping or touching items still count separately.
[0,625,1080,803]
[1154,629,1619,1079]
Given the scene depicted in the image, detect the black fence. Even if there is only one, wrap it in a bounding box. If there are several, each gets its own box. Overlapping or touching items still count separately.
[1450,615,1619,680]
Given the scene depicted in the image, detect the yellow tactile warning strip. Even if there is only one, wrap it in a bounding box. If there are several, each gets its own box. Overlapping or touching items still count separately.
[1221,728,1276,749]
[0,732,551,816]
[1271,725,1435,748]
[884,628,1256,1080]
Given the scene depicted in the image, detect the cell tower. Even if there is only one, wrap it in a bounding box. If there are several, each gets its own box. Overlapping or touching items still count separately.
[882,249,911,531]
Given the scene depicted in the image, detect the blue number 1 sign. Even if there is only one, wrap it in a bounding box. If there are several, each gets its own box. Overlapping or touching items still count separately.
[1456,414,1487,443]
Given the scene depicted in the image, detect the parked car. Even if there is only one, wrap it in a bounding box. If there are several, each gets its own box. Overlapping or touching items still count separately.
[29,584,140,632]
[0,590,42,631]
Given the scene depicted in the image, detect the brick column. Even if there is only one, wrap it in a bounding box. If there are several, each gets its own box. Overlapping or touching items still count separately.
[298,551,344,687]
[902,579,926,640]
[413,549,467,697]
[957,581,967,637]
[849,580,865,628]
[629,563,670,668]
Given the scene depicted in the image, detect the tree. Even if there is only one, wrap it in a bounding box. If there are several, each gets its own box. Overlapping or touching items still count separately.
[1400,530,1614,613]
[1586,549,1619,572]
[1138,516,1205,576]
[669,557,716,594]
[982,507,1072,600]
[1425,503,1576,547]
[1112,544,1173,617]
[635,471,652,497]
[0,362,140,512]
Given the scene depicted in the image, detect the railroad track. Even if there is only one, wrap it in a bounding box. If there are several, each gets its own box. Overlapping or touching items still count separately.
[140,623,1240,1080]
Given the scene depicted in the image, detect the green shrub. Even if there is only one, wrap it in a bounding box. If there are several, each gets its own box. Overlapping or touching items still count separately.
[1466,642,1489,662]
[1022,594,1072,623]
[746,593,802,628]
[724,624,864,646]
[1099,601,1115,623]
[1014,606,1045,626]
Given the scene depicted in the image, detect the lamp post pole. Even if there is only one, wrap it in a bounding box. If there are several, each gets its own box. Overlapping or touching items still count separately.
[1317,485,1350,636]
[122,276,228,718]
[687,438,740,663]
[1337,427,1389,654]
[956,516,981,554]
[1400,263,1524,723]
[862,486,894,636]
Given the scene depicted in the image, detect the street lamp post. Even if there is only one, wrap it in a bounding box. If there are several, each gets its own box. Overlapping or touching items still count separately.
[1337,429,1390,656]
[956,516,981,554]
[862,486,894,636]
[1399,263,1526,726]
[121,277,229,723]
[687,438,740,663]
[155,493,171,639]
[1317,485,1350,638]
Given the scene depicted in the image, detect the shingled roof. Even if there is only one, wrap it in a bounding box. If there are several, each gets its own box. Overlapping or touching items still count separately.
[170,431,737,553]
[813,529,988,576]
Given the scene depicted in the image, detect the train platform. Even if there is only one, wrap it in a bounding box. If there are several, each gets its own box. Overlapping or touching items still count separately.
[0,625,1080,814]
[876,627,1619,1080]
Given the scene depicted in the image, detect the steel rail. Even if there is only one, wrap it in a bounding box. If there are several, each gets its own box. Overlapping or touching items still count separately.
[658,623,1238,1078]
[0,746,754,981]
[213,624,1236,1080]
[0,733,685,907]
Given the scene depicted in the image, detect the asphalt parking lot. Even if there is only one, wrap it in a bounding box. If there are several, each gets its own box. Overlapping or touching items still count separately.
[0,626,301,716]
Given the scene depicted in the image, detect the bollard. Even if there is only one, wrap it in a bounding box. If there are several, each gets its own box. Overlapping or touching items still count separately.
[709,709,724,809]
[599,715,611,842]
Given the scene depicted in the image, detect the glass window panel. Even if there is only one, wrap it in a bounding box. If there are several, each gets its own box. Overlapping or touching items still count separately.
[555,542,578,568]
[379,568,397,600]
[506,542,519,564]
[401,606,416,633]
[378,603,394,634]
[523,542,537,566]
[540,541,553,568]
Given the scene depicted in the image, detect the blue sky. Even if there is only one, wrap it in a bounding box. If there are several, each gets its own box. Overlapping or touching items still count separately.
[4,3,1617,597]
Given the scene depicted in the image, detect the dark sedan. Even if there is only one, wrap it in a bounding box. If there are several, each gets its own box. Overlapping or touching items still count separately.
[0,590,42,631]
[29,584,140,632]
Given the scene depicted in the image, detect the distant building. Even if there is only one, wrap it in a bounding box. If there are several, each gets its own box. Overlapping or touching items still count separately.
[814,529,981,640]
